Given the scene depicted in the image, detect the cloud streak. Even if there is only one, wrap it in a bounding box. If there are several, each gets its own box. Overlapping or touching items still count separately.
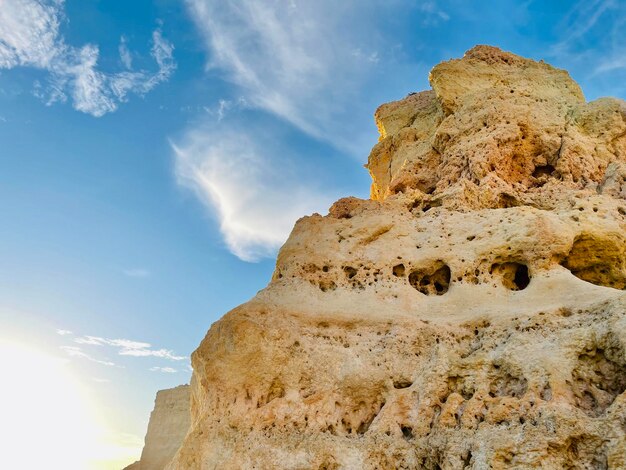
[73,335,187,361]
[184,0,401,152]
[57,329,187,365]
[173,125,339,261]
[176,0,424,260]
[0,0,176,116]
[123,268,151,278]
[548,0,626,80]
[150,366,178,373]
[60,346,116,367]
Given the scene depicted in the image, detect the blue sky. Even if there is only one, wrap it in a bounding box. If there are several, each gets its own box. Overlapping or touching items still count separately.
[1,0,625,468]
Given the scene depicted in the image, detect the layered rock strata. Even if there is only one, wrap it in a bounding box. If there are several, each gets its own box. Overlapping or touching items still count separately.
[126,385,191,470]
[169,46,626,469]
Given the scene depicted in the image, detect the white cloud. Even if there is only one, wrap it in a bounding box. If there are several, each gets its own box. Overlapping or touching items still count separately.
[0,0,61,69]
[60,346,116,367]
[73,335,186,361]
[56,328,73,335]
[119,347,186,361]
[549,0,625,77]
[173,126,339,261]
[92,377,110,383]
[184,0,390,152]
[119,36,132,69]
[178,1,428,260]
[0,0,176,116]
[123,268,151,278]
[202,97,248,122]
[150,366,177,373]
[418,1,450,24]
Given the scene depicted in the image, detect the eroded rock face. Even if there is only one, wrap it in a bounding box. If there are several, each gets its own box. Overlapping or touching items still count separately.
[168,46,626,469]
[129,385,190,470]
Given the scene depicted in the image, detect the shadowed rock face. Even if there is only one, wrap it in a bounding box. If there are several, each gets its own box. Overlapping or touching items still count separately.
[127,385,190,470]
[167,46,626,469]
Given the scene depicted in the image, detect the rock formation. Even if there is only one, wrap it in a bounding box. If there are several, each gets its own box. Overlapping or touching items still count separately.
[168,46,626,469]
[126,385,191,470]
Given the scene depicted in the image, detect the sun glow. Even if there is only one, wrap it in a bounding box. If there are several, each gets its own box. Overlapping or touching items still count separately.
[0,341,141,470]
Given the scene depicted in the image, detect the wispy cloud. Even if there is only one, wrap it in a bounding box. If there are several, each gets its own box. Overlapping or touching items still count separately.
[60,346,116,366]
[0,0,176,116]
[548,0,626,79]
[172,125,339,261]
[418,1,450,25]
[184,0,401,152]
[178,1,433,260]
[554,0,616,47]
[73,335,187,361]
[57,329,186,365]
[150,366,177,373]
[92,377,111,383]
[118,36,133,70]
[202,97,248,122]
[123,268,151,278]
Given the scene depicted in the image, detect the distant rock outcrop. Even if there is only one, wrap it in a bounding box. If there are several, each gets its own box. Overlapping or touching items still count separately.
[165,46,626,469]
[125,385,190,470]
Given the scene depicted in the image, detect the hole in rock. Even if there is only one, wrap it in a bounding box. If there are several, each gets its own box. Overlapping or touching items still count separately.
[572,347,626,417]
[490,262,530,290]
[408,263,451,295]
[419,199,441,213]
[463,451,473,468]
[343,266,357,279]
[490,370,528,398]
[532,164,555,179]
[401,425,414,440]
[497,194,520,208]
[392,264,406,277]
[560,235,626,289]
[393,378,413,389]
[319,280,337,292]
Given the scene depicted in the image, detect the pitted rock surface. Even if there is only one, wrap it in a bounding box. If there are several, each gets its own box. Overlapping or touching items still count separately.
[167,46,626,470]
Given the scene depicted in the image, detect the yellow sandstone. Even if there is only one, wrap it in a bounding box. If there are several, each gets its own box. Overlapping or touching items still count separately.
[164,46,626,469]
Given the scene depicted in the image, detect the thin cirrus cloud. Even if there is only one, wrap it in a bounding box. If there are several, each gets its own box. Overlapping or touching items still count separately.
[60,345,116,367]
[0,0,176,116]
[172,126,340,262]
[57,330,187,364]
[123,268,151,278]
[177,0,416,261]
[73,335,187,361]
[150,366,178,374]
[548,0,626,81]
[183,0,407,153]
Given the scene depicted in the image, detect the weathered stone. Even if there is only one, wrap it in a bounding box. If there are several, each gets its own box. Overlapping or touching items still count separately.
[168,46,626,469]
[129,385,190,470]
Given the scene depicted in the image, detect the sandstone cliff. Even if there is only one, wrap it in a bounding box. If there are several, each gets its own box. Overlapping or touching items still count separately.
[168,46,626,469]
[126,385,191,470]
